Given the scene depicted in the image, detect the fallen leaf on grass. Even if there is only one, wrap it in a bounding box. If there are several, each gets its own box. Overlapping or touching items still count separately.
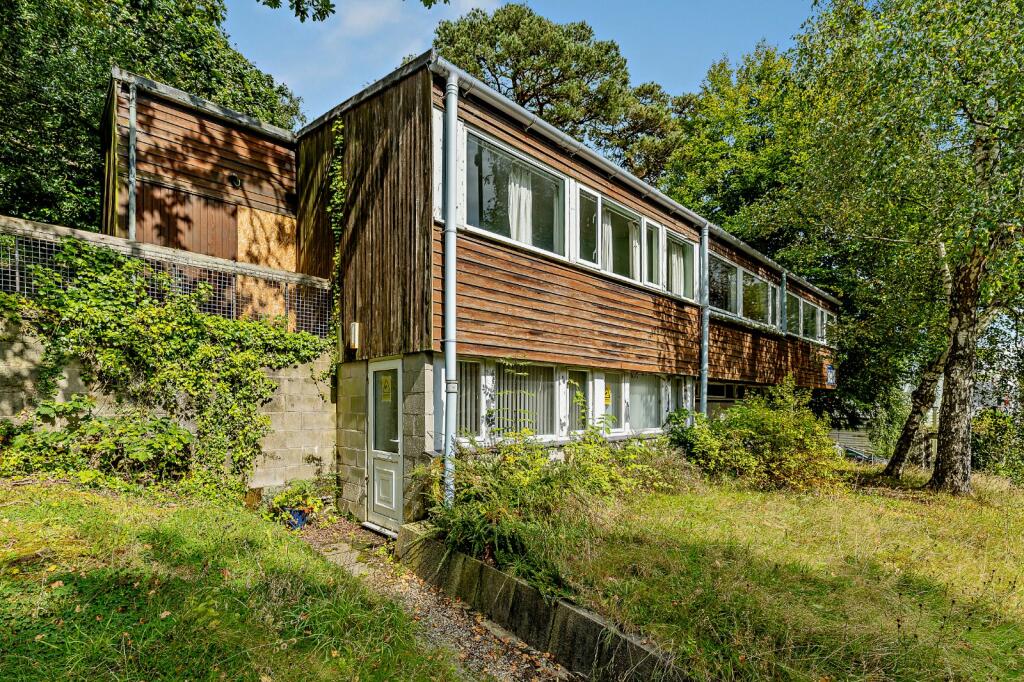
[50,580,64,589]
[159,611,171,619]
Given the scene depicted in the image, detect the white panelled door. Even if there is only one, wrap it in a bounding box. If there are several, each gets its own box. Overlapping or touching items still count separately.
[367,359,403,531]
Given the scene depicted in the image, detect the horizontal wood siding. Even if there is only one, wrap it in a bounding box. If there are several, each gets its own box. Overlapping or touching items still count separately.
[109,81,297,263]
[302,70,433,358]
[433,228,832,387]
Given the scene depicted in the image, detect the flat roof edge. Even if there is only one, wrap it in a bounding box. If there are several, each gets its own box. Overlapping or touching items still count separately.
[111,67,296,144]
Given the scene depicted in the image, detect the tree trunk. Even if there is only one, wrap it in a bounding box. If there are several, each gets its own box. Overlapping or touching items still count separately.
[883,346,948,478]
[928,255,986,495]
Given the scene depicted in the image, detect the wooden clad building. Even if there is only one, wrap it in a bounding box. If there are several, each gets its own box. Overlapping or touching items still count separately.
[103,54,840,532]
[100,69,330,276]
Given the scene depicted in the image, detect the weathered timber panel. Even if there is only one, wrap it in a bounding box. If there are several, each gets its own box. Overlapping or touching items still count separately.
[106,80,297,263]
[299,70,434,357]
[295,123,335,278]
[432,228,833,388]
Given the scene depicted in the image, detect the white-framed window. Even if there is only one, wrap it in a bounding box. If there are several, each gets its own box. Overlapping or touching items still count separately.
[643,219,663,287]
[492,362,558,436]
[629,373,663,431]
[456,360,482,436]
[666,235,697,300]
[742,271,777,326]
[577,188,600,266]
[465,131,566,256]
[709,255,740,314]
[567,369,590,432]
[802,301,820,341]
[603,201,642,280]
[786,292,802,335]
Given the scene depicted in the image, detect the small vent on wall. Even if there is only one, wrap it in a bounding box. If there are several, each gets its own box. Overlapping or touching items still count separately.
[228,173,243,189]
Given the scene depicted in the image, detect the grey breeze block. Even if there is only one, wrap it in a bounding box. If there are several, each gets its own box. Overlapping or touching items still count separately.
[396,522,686,682]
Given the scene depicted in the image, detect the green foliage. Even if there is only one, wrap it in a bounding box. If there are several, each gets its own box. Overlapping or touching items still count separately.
[422,428,670,596]
[972,408,1024,485]
[867,384,911,458]
[256,0,445,23]
[0,0,303,230]
[0,483,459,680]
[2,238,329,495]
[264,479,327,526]
[432,3,681,183]
[666,378,841,491]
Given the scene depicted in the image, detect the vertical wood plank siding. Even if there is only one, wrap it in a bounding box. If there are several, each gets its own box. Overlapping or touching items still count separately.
[105,81,297,261]
[298,70,434,357]
[427,76,834,389]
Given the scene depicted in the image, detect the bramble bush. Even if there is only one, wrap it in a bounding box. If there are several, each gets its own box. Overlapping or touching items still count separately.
[0,238,330,497]
[666,377,841,491]
[420,424,671,596]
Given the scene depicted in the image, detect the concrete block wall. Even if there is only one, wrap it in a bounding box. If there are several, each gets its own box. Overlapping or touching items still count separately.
[402,352,438,522]
[1,322,336,491]
[336,359,368,518]
[250,354,337,490]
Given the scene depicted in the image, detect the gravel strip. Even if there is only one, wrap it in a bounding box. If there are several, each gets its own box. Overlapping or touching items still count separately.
[303,519,572,682]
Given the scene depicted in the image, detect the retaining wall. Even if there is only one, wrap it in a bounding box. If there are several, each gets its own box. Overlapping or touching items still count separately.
[396,522,685,682]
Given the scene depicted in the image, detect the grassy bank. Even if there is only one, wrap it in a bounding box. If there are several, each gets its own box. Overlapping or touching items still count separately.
[0,482,458,681]
[542,466,1024,680]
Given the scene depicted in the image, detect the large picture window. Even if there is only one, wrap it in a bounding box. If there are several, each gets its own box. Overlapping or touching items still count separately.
[786,292,801,334]
[742,272,772,325]
[629,374,662,430]
[666,237,695,299]
[709,256,739,314]
[493,363,557,435]
[467,133,565,255]
[802,302,820,341]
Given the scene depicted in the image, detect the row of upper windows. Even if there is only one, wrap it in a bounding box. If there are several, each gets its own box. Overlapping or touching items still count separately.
[433,111,835,345]
[455,359,695,440]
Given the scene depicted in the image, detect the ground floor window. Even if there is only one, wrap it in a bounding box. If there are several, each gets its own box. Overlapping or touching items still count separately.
[493,363,557,435]
[452,358,690,440]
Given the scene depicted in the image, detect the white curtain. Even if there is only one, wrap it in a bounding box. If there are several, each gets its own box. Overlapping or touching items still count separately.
[508,164,533,244]
[600,209,613,269]
[668,240,685,295]
[629,220,641,279]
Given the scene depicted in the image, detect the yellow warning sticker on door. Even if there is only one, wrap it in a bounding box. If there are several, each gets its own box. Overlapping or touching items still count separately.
[604,385,612,407]
[381,375,393,403]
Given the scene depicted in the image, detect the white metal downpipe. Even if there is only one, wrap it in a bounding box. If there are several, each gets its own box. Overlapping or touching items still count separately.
[442,71,459,506]
[699,220,710,416]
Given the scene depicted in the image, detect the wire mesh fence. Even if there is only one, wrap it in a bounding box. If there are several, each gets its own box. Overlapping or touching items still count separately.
[0,228,332,338]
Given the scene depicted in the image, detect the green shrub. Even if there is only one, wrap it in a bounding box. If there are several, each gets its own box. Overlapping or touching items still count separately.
[666,378,841,491]
[421,427,670,595]
[1,395,192,484]
[972,408,1024,485]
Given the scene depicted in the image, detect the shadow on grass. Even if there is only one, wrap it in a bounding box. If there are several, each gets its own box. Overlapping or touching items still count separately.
[0,506,452,681]
[577,527,1024,681]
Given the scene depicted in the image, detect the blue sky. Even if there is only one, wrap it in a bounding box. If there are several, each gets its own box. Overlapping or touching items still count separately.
[223,0,816,123]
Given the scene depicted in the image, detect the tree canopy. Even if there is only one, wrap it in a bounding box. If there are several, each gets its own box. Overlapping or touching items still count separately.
[0,0,303,231]
[432,3,683,184]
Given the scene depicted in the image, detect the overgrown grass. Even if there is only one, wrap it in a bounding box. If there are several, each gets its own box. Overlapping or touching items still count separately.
[544,464,1024,680]
[0,482,458,681]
